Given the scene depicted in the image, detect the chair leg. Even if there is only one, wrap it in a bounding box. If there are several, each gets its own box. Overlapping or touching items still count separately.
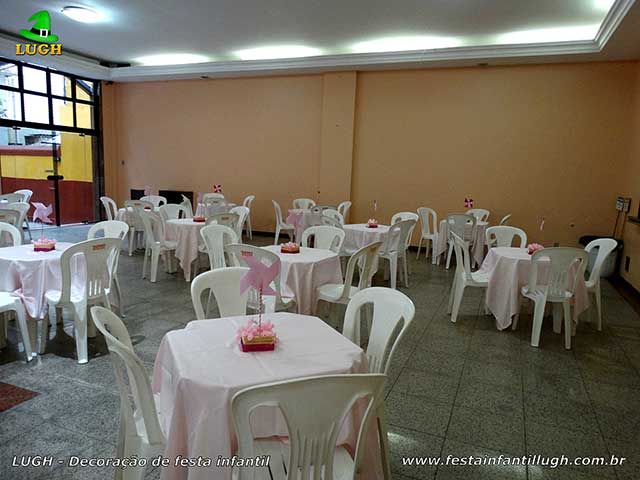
[39,312,51,354]
[142,248,149,279]
[402,255,409,287]
[594,282,603,331]
[389,256,397,289]
[563,301,572,350]
[150,248,160,283]
[128,227,135,256]
[513,295,524,331]
[445,242,454,269]
[451,278,465,323]
[274,226,280,245]
[530,299,546,347]
[14,303,33,362]
[73,305,88,364]
[113,274,125,317]
[448,276,457,314]
[376,406,392,480]
[247,215,252,240]
[416,237,422,259]
[552,303,563,334]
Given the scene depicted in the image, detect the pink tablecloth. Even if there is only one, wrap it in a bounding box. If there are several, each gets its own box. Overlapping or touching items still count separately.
[0,243,81,319]
[152,312,380,480]
[165,218,205,281]
[263,245,343,315]
[342,224,389,254]
[478,247,590,330]
[434,219,488,266]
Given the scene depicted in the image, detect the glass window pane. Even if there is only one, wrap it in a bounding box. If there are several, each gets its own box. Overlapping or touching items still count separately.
[75,102,93,129]
[0,62,19,89]
[50,73,70,97]
[75,80,93,102]
[22,66,48,93]
[53,98,73,126]
[0,89,22,121]
[24,93,49,123]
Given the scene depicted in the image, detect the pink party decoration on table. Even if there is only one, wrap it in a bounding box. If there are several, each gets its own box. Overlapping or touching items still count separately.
[213,184,223,193]
[240,255,279,298]
[464,197,474,208]
[527,243,545,255]
[280,242,300,254]
[32,202,53,224]
[367,218,378,228]
[31,203,55,251]
[143,185,152,196]
[236,318,277,352]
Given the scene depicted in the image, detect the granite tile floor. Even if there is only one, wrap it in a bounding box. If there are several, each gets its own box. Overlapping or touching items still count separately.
[1,225,639,480]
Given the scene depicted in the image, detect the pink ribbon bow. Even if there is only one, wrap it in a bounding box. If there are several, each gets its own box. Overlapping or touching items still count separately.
[286,210,303,229]
[213,184,223,193]
[143,185,152,196]
[31,202,53,224]
[464,197,474,208]
[240,255,280,296]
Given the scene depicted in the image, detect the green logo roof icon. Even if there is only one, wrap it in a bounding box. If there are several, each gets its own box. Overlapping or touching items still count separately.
[20,10,59,43]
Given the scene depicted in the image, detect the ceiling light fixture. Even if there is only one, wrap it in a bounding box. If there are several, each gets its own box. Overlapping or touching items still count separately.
[134,53,210,66]
[351,35,462,53]
[496,25,601,44]
[234,45,322,61]
[61,6,103,23]
[594,0,616,12]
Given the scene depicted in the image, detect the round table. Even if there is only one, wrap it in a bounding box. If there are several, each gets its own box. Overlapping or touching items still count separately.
[165,218,207,281]
[434,219,488,266]
[478,247,589,330]
[262,245,343,315]
[152,312,380,480]
[343,223,389,254]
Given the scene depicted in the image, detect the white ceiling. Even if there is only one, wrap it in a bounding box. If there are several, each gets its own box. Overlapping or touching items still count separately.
[0,0,637,81]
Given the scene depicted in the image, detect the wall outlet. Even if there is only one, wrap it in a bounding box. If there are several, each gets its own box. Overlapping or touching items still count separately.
[625,256,631,272]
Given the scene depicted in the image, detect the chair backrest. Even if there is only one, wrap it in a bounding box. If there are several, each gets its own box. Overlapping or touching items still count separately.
[337,201,352,221]
[451,232,473,281]
[206,212,239,229]
[272,200,285,226]
[343,287,416,374]
[229,206,250,239]
[300,225,345,253]
[381,219,416,256]
[0,193,23,203]
[203,193,225,202]
[322,208,344,226]
[191,267,249,319]
[499,214,512,226]
[14,189,33,203]
[0,222,22,247]
[293,198,316,210]
[159,203,188,221]
[466,208,490,222]
[446,214,476,241]
[100,196,118,221]
[336,242,383,303]
[140,195,167,208]
[528,247,589,299]
[180,195,194,218]
[59,238,121,303]
[0,209,20,227]
[584,238,618,283]
[225,243,285,305]
[124,199,154,211]
[5,202,29,233]
[321,214,343,229]
[87,220,129,240]
[232,374,385,480]
[391,211,419,224]
[486,226,527,248]
[200,224,238,270]
[242,195,255,209]
[138,210,160,248]
[417,207,438,237]
[90,306,164,447]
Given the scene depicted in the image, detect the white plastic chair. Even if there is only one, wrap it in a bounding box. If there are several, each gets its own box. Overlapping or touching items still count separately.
[0,209,21,228]
[203,193,225,202]
[229,206,250,241]
[272,200,294,245]
[301,225,345,253]
[445,214,476,269]
[0,193,23,203]
[322,208,344,226]
[0,222,22,247]
[87,220,128,316]
[191,267,249,319]
[448,233,489,323]
[513,247,588,350]
[200,224,238,270]
[486,226,527,248]
[232,374,387,480]
[123,200,154,257]
[139,210,178,283]
[584,238,618,331]
[293,198,316,210]
[206,212,239,229]
[416,207,438,264]
[466,208,490,222]
[0,292,32,362]
[100,196,118,221]
[4,202,29,241]
[140,195,167,208]
[380,219,416,289]
[242,195,255,240]
[337,201,352,222]
[391,212,418,271]
[90,306,165,480]
[158,203,188,221]
[14,189,33,203]
[316,242,383,320]
[225,243,295,313]
[499,214,512,226]
[43,238,121,363]
[180,195,194,218]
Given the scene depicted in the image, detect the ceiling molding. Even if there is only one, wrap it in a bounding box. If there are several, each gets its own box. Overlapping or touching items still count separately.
[596,0,636,48]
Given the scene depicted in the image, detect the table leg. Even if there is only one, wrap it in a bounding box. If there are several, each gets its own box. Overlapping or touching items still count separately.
[0,312,7,349]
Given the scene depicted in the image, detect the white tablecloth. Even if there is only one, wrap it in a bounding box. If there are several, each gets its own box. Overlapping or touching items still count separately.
[152,312,380,480]
[165,219,205,281]
[288,208,322,240]
[0,243,81,319]
[478,247,590,330]
[434,219,488,266]
[262,245,343,315]
[343,224,389,254]
[194,202,236,218]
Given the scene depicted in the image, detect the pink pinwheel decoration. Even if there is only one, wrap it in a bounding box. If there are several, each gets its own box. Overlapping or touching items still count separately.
[464,197,474,208]
[240,254,280,325]
[32,203,53,224]
[286,210,303,229]
[143,185,152,196]
[213,184,223,193]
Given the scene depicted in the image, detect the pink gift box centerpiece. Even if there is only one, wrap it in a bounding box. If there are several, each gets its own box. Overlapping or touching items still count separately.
[367,218,378,228]
[33,238,56,252]
[280,242,300,254]
[237,319,277,352]
[527,243,544,255]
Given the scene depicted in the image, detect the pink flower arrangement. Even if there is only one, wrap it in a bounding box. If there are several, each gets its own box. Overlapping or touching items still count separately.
[236,319,277,343]
[367,218,378,228]
[282,242,297,248]
[527,243,544,255]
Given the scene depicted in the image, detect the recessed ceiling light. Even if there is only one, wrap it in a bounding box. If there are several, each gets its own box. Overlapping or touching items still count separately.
[234,45,322,61]
[134,53,210,66]
[496,25,600,44]
[594,0,616,12]
[61,6,103,23]
[351,36,462,53]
